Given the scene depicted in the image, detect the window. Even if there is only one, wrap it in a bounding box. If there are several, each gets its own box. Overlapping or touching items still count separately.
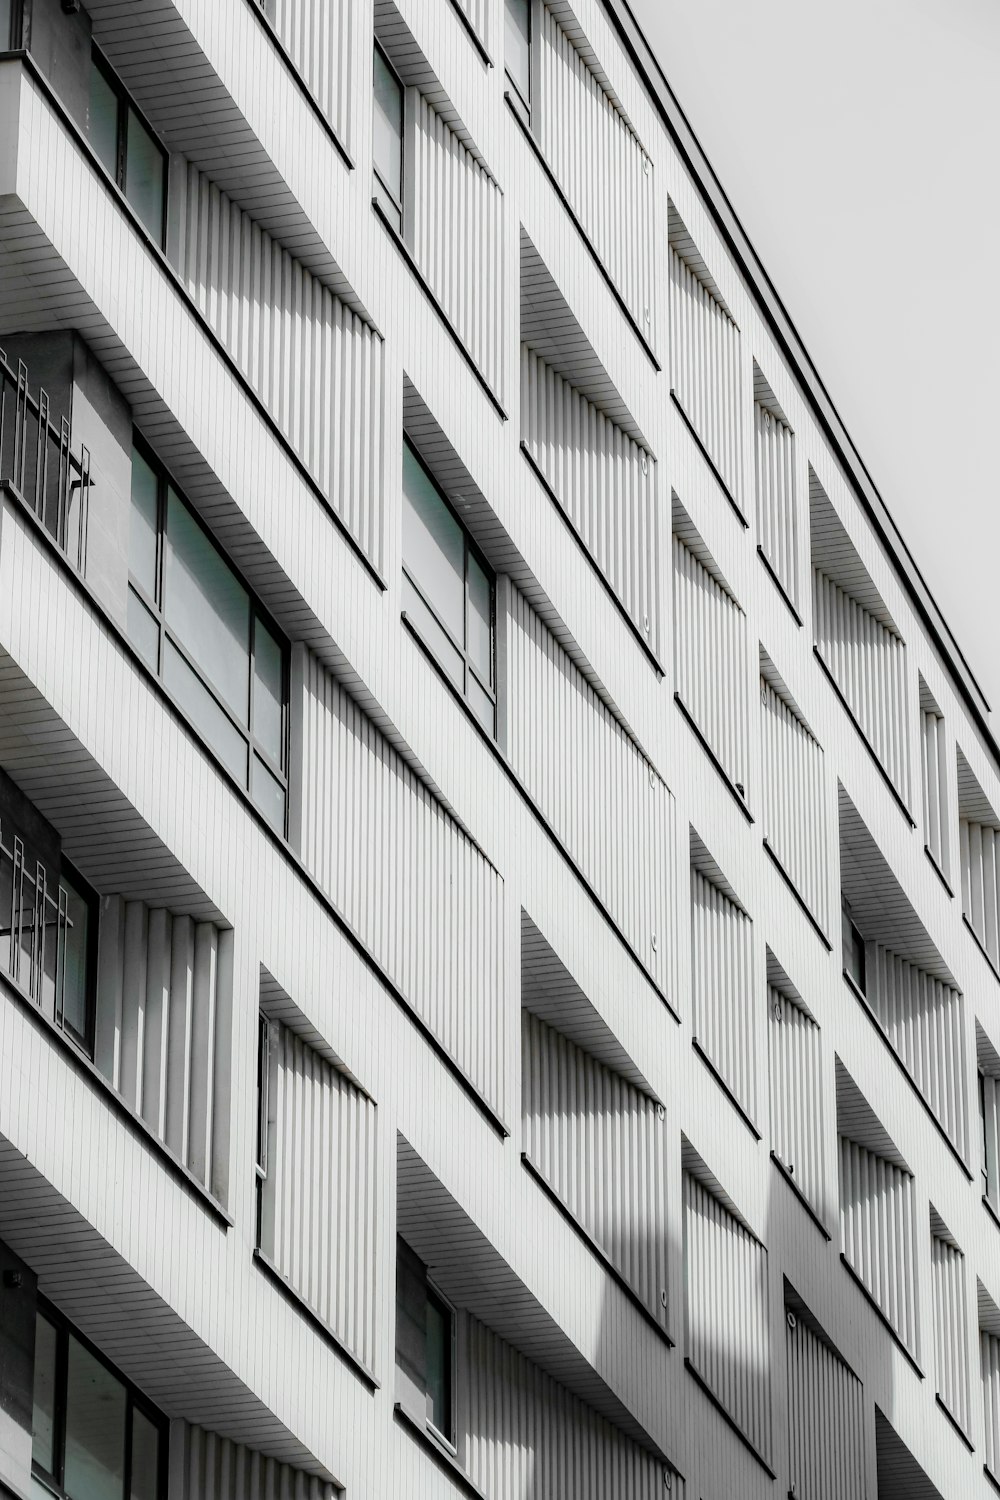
[89,49,167,246]
[841,900,865,994]
[1,0,14,50]
[401,439,496,735]
[31,1302,165,1500]
[395,1238,455,1445]
[126,441,289,832]
[504,0,532,119]
[373,43,404,233]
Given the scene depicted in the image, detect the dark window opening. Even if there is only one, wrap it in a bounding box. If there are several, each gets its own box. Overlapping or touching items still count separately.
[841,901,866,995]
[373,43,404,233]
[504,0,532,119]
[395,1236,456,1446]
[89,48,167,247]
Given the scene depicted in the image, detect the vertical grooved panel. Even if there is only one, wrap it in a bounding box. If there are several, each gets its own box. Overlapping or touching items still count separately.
[838,1137,917,1354]
[983,1327,1000,1479]
[754,400,797,602]
[521,1012,667,1326]
[268,0,352,145]
[961,815,1000,968]
[785,1310,864,1500]
[520,344,659,653]
[173,162,385,569]
[920,702,949,873]
[259,1021,377,1370]
[673,535,749,792]
[412,96,503,398]
[691,869,755,1120]
[683,1173,771,1461]
[760,678,829,931]
[173,1419,338,1499]
[669,247,741,491]
[299,651,505,1109]
[538,7,653,333]
[931,1231,971,1435]
[768,987,824,1216]
[506,585,675,993]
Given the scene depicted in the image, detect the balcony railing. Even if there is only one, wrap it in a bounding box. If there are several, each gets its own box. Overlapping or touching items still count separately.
[0,346,90,570]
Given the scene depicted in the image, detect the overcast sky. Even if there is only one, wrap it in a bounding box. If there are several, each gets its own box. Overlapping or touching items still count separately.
[633,0,1000,717]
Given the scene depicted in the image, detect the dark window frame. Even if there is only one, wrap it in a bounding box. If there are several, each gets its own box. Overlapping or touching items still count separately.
[401,436,497,734]
[90,44,169,249]
[841,899,866,996]
[372,40,405,232]
[424,1274,457,1448]
[31,1296,168,1500]
[126,434,291,832]
[53,855,99,1057]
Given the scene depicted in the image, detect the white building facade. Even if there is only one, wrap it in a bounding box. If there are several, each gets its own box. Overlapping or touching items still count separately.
[0,1,996,1497]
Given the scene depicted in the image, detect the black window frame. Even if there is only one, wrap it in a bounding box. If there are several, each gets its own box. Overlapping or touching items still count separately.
[90,44,169,250]
[372,40,405,233]
[401,436,497,736]
[31,1296,168,1500]
[126,434,291,834]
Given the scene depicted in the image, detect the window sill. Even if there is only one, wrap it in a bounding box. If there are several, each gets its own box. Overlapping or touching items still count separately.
[756,544,803,626]
[761,839,832,951]
[841,968,974,1182]
[683,1358,775,1478]
[0,963,233,1229]
[691,1040,761,1140]
[252,1250,378,1391]
[445,0,493,67]
[394,1403,488,1500]
[812,647,916,827]
[669,391,748,529]
[372,199,507,422]
[838,1254,923,1378]
[673,694,754,824]
[505,92,660,371]
[519,442,665,677]
[521,1153,674,1347]
[769,1152,831,1241]
[935,1393,974,1453]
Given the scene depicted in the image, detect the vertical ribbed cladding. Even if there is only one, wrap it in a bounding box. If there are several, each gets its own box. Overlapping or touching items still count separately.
[95,897,232,1203]
[768,983,824,1217]
[412,96,503,399]
[690,868,755,1121]
[505,585,674,995]
[983,1326,1000,1479]
[812,568,911,805]
[868,946,968,1159]
[785,1304,865,1500]
[452,0,487,40]
[982,1055,1000,1215]
[930,1224,971,1436]
[258,1021,377,1370]
[269,0,353,145]
[838,1138,918,1355]
[760,676,829,932]
[668,248,742,494]
[521,1011,668,1327]
[672,531,750,794]
[753,398,797,605]
[960,816,1000,966]
[919,683,949,874]
[170,1421,338,1498]
[463,1314,677,1498]
[298,651,505,1110]
[520,346,659,654]
[682,1173,771,1461]
[172,164,385,569]
[538,7,654,336]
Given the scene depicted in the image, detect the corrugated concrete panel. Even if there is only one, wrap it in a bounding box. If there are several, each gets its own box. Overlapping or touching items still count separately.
[673,528,749,795]
[983,1327,1000,1480]
[760,674,829,932]
[785,1305,864,1500]
[930,1225,971,1437]
[668,232,742,494]
[690,867,755,1123]
[768,982,824,1219]
[171,1420,339,1499]
[754,385,797,605]
[920,686,949,876]
[269,0,353,146]
[838,1137,918,1357]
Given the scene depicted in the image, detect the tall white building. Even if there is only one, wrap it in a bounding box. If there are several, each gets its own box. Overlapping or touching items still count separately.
[0,0,996,1496]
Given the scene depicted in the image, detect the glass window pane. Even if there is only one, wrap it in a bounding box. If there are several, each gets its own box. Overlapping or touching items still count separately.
[125,107,165,245]
[373,47,403,208]
[129,448,159,599]
[164,490,251,723]
[129,1409,160,1500]
[89,62,119,180]
[252,619,284,766]
[466,552,494,685]
[468,675,495,737]
[31,1314,58,1477]
[127,588,160,671]
[59,869,93,1050]
[64,1336,127,1500]
[425,1293,451,1439]
[251,755,285,834]
[163,640,248,786]
[505,0,531,103]
[402,574,463,695]
[402,445,464,644]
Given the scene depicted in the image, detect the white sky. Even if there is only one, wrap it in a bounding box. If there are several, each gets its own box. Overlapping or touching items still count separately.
[633,0,1000,716]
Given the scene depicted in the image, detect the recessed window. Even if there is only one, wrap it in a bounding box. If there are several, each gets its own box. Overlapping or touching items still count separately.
[89,48,167,246]
[395,1237,456,1445]
[373,43,404,233]
[127,441,289,831]
[401,439,496,735]
[31,1303,165,1500]
[841,901,866,994]
[504,0,532,118]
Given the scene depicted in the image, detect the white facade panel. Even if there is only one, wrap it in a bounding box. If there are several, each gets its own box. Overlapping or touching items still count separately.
[760,677,829,932]
[838,1138,918,1357]
[930,1230,971,1436]
[754,398,797,604]
[269,0,353,146]
[690,868,755,1122]
[668,245,742,493]
[673,533,749,793]
[785,1310,865,1500]
[768,985,824,1218]
[171,1420,337,1500]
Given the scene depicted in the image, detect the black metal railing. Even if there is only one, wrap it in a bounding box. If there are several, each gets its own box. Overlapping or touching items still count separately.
[0,346,90,571]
